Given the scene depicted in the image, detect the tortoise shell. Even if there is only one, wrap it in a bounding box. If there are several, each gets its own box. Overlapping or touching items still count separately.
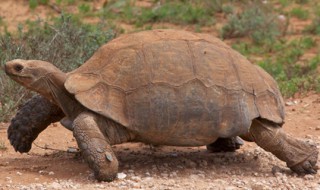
[65,29,285,145]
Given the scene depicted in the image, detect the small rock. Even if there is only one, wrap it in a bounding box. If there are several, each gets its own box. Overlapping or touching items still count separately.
[272,166,283,175]
[49,171,55,175]
[183,159,197,168]
[39,170,47,175]
[316,126,320,131]
[169,171,177,177]
[278,15,286,21]
[160,173,168,178]
[132,182,140,188]
[304,174,314,180]
[144,177,153,181]
[170,153,178,157]
[131,176,141,182]
[305,135,313,139]
[16,171,22,176]
[5,177,12,182]
[285,100,298,106]
[225,186,238,190]
[94,184,105,189]
[67,147,79,153]
[49,182,62,190]
[189,174,199,180]
[117,172,127,179]
[251,182,271,190]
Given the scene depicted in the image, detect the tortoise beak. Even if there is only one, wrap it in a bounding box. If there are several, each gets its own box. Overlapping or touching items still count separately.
[4,59,25,77]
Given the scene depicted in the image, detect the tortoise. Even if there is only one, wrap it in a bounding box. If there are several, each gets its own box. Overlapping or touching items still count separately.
[4,29,318,181]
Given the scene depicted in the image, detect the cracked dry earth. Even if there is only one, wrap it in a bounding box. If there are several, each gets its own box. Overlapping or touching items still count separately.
[0,93,319,190]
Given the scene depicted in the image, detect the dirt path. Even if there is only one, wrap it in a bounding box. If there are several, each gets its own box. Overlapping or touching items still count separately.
[0,93,319,190]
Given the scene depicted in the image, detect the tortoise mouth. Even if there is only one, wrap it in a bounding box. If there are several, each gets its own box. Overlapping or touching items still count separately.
[5,71,31,80]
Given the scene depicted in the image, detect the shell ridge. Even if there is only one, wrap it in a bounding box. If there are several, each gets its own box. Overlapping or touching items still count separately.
[186,40,197,77]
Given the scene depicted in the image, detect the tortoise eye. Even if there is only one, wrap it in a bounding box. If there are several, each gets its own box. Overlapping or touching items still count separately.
[14,64,23,72]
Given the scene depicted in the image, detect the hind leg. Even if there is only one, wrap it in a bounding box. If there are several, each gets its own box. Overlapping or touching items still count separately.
[250,118,318,174]
[207,136,244,152]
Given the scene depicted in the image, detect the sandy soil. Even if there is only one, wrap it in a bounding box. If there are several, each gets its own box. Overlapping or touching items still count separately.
[0,93,319,190]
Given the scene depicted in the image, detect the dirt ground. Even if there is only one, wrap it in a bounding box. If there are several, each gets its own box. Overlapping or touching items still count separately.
[0,93,319,190]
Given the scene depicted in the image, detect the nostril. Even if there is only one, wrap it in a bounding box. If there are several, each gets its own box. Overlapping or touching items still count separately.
[14,64,23,72]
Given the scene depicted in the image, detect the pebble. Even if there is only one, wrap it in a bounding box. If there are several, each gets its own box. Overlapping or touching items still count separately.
[131,176,141,182]
[16,171,22,176]
[304,174,314,180]
[183,159,197,168]
[189,174,199,180]
[271,166,283,175]
[49,182,62,189]
[160,173,168,178]
[117,172,127,179]
[49,171,55,175]
[251,182,272,190]
[305,135,313,139]
[285,100,298,106]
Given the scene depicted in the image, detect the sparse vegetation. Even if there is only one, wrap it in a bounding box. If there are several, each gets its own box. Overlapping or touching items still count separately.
[221,1,281,44]
[0,15,114,121]
[258,37,318,97]
[101,0,219,27]
[305,5,320,35]
[290,7,309,20]
[29,0,49,10]
[0,140,7,151]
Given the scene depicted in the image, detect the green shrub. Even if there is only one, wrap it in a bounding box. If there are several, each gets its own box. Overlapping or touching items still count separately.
[29,0,38,10]
[102,0,216,27]
[279,0,291,7]
[258,37,318,97]
[0,140,7,151]
[138,2,215,26]
[29,0,49,10]
[290,7,309,20]
[295,0,309,4]
[305,6,320,35]
[221,1,280,44]
[0,14,114,121]
[78,3,91,14]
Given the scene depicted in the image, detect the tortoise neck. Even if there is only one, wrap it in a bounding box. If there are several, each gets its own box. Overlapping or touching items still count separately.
[45,71,84,120]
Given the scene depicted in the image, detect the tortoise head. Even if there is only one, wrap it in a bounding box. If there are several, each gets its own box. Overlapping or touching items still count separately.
[4,59,66,101]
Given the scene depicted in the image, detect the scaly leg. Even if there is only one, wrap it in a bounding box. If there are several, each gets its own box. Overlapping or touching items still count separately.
[73,112,118,181]
[8,95,64,153]
[206,137,244,152]
[250,118,318,174]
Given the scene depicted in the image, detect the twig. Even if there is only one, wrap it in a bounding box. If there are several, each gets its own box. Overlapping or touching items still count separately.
[48,3,62,14]
[33,142,64,152]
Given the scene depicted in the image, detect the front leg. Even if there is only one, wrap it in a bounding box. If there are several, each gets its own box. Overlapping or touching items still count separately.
[73,112,118,182]
[206,137,244,152]
[8,95,64,153]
